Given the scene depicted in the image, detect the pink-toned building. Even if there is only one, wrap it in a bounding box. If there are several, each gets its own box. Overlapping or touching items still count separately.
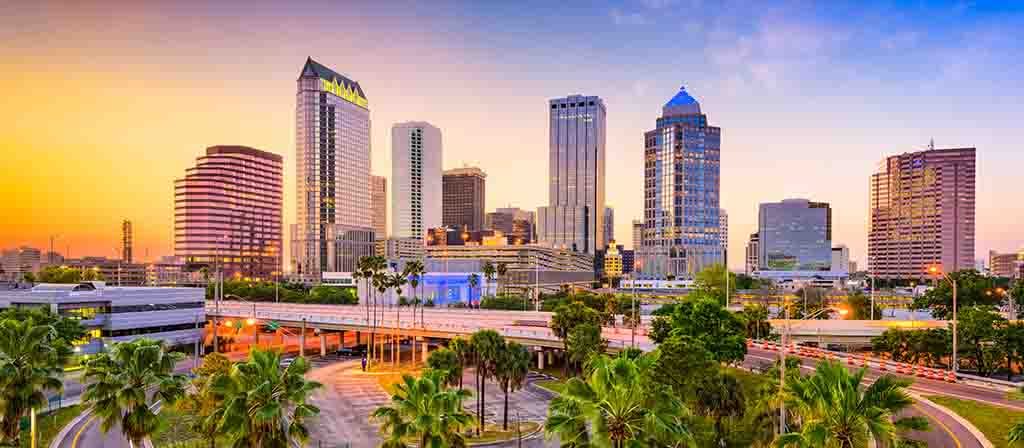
[175,146,283,280]
[868,147,975,279]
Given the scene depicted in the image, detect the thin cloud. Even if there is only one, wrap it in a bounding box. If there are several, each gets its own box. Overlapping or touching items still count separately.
[610,8,647,25]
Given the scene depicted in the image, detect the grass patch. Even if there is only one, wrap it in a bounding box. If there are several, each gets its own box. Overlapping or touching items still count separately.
[927,395,1024,448]
[150,405,212,448]
[1007,390,1024,402]
[534,379,566,394]
[537,365,568,380]
[367,364,423,395]
[23,405,82,448]
[400,421,541,446]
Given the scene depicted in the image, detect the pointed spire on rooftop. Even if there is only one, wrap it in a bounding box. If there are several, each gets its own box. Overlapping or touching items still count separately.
[662,84,701,116]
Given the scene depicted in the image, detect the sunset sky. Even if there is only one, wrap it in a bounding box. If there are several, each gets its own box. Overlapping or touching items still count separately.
[2,0,1022,270]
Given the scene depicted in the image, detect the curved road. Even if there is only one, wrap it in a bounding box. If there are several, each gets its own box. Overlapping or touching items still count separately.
[745,347,985,448]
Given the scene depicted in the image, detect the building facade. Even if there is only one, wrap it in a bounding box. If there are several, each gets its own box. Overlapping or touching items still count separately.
[1,247,41,280]
[631,219,642,250]
[640,86,722,279]
[485,207,535,244]
[392,122,442,242]
[0,283,204,354]
[603,241,623,279]
[832,245,850,275]
[758,199,832,271]
[868,147,976,279]
[603,207,615,250]
[989,250,1021,278]
[424,243,594,290]
[537,94,606,254]
[371,175,388,248]
[745,232,759,275]
[442,167,486,232]
[719,208,729,267]
[66,257,147,286]
[291,57,373,279]
[175,145,283,280]
[122,220,133,263]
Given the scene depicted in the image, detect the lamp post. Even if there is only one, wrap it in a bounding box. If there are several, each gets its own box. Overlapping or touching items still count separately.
[929,265,957,372]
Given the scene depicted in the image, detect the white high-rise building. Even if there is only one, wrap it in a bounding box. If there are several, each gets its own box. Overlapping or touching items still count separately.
[291,57,374,278]
[391,122,442,242]
[632,219,642,251]
[719,208,729,267]
[537,95,606,254]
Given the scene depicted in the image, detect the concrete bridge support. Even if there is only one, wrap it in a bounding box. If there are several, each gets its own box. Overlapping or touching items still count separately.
[537,349,545,370]
[299,319,307,358]
[421,341,429,362]
[320,333,327,357]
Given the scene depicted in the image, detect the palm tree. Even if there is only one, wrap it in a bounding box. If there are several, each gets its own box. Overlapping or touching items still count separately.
[448,337,473,391]
[470,330,504,435]
[356,256,374,357]
[468,273,480,308]
[777,360,928,448]
[1009,421,1024,443]
[481,261,496,302]
[545,354,693,448]
[695,373,745,447]
[495,341,531,431]
[371,369,473,448]
[0,319,68,445]
[82,338,188,447]
[496,262,508,296]
[391,271,408,366]
[210,348,322,447]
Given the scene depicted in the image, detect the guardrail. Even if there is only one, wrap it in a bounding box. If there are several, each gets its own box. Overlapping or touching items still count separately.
[748,338,959,383]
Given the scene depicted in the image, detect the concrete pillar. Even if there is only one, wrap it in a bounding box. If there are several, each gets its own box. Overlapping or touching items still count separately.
[339,330,346,348]
[253,329,260,347]
[355,331,360,346]
[299,320,307,358]
[320,333,327,357]
[547,350,554,365]
[421,342,429,362]
[537,349,545,370]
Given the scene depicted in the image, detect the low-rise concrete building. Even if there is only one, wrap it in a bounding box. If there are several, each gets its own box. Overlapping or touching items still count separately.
[0,282,204,354]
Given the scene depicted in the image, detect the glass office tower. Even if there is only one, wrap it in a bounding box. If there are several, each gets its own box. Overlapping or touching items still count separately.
[757,199,832,271]
[639,86,722,279]
[537,95,606,254]
[291,57,374,278]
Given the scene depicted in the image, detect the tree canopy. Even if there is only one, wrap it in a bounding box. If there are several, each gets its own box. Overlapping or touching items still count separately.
[650,297,747,364]
[912,269,1002,319]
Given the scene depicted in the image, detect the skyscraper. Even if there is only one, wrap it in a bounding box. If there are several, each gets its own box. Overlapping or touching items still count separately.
[869,146,976,279]
[291,57,374,277]
[442,166,486,231]
[537,94,606,254]
[122,219,133,263]
[639,86,722,279]
[392,122,442,242]
[745,232,759,275]
[603,206,614,249]
[719,208,728,267]
[758,199,832,271]
[175,145,283,280]
[631,219,642,250]
[371,175,387,254]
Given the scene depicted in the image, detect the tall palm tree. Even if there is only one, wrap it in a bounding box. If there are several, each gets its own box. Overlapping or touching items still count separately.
[777,360,928,448]
[544,354,693,448]
[470,330,505,435]
[481,261,496,303]
[496,262,508,296]
[391,271,408,366]
[371,369,473,448]
[468,273,480,308]
[0,319,68,445]
[210,348,322,447]
[448,337,473,391]
[82,338,188,447]
[695,372,745,447]
[495,341,531,431]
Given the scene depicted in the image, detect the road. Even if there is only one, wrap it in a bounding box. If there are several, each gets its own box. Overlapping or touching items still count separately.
[53,359,196,448]
[745,346,987,448]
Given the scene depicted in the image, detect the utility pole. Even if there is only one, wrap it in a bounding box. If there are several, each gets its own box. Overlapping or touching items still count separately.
[779,287,789,435]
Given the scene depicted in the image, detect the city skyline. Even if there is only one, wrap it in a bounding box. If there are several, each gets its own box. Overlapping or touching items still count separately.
[4,1,1024,270]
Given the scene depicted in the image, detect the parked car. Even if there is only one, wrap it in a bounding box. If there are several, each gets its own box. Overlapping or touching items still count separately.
[337,345,368,357]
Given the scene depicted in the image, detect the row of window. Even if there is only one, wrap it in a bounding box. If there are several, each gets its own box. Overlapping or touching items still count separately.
[102,322,200,338]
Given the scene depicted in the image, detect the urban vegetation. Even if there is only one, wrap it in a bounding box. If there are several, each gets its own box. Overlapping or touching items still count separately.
[31,265,104,283]
[0,319,71,446]
[208,280,358,305]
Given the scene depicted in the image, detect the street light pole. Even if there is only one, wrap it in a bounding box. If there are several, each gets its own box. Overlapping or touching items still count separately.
[951,276,958,372]
[870,274,876,321]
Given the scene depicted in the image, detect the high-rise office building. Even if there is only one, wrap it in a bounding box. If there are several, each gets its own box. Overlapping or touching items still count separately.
[371,175,387,239]
[832,244,850,275]
[392,122,442,242]
[758,199,832,271]
[122,220,133,263]
[639,86,722,278]
[442,166,486,231]
[175,145,283,280]
[868,146,976,279]
[631,219,642,251]
[291,57,374,277]
[1,246,41,280]
[719,209,728,267]
[745,232,759,275]
[485,207,535,243]
[371,175,387,256]
[603,207,614,249]
[537,95,606,254]
[989,250,1020,278]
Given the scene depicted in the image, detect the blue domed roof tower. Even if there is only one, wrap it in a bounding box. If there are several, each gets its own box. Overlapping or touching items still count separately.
[662,85,701,116]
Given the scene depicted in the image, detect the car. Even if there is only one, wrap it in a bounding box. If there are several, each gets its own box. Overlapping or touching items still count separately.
[336,345,368,357]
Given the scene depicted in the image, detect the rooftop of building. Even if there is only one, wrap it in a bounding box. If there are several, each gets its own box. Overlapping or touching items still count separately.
[663,85,701,116]
[443,166,487,177]
[206,145,283,163]
[0,282,204,305]
[299,57,366,99]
